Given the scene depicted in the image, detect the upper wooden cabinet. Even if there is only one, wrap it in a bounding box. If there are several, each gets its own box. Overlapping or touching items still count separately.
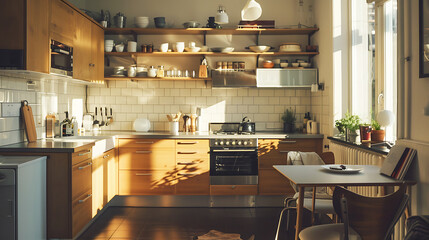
[73,12,104,81]
[50,0,75,46]
[0,0,50,73]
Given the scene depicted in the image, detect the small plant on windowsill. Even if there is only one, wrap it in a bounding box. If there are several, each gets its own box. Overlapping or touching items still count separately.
[335,111,361,142]
[371,119,385,142]
[282,108,296,133]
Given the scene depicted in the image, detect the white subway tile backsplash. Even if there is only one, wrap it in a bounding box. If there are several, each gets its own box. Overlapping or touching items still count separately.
[179,89,191,96]
[185,80,196,89]
[115,96,127,104]
[254,97,268,105]
[190,89,201,96]
[174,81,185,88]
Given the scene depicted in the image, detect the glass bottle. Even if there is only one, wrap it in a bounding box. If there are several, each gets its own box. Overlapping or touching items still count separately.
[157,66,164,78]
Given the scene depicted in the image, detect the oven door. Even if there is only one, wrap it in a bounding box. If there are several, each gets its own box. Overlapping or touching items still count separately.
[210,148,258,176]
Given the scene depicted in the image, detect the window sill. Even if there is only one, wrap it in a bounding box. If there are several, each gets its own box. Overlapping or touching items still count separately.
[327,136,390,155]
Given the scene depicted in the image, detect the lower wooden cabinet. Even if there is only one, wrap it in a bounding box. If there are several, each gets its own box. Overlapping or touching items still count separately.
[176,172,209,195]
[119,170,176,195]
[72,190,93,237]
[210,185,258,195]
[258,169,295,195]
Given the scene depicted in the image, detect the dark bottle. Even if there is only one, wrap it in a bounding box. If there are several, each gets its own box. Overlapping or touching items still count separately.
[61,111,72,137]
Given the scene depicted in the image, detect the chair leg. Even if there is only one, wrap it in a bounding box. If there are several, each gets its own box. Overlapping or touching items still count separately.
[275,208,288,240]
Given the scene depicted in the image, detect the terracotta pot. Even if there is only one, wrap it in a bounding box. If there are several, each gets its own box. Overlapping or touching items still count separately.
[371,130,385,142]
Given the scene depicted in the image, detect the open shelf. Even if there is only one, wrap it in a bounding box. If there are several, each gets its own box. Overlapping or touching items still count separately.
[104,27,319,36]
[104,76,212,81]
[105,51,319,57]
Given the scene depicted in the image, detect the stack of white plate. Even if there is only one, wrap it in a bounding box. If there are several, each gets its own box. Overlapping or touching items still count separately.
[279,43,301,52]
[135,16,149,28]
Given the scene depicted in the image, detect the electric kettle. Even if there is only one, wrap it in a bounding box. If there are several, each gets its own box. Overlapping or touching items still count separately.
[306,120,319,134]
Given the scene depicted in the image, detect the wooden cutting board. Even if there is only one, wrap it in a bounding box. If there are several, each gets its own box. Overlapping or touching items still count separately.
[21,100,37,142]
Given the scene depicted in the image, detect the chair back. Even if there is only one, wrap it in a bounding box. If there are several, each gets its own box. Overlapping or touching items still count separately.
[332,184,408,240]
[320,152,335,164]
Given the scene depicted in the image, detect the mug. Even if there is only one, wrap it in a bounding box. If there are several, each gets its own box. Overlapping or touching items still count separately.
[175,42,185,52]
[127,41,137,52]
[160,43,169,52]
[169,121,179,135]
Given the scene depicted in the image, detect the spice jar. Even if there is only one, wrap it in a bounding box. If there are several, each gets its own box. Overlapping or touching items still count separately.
[157,66,164,78]
[238,61,245,70]
[216,61,222,70]
[148,66,157,77]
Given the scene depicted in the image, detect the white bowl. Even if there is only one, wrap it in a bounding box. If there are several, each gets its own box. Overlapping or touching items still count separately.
[280,62,289,68]
[105,45,113,52]
[133,118,151,132]
[291,63,300,67]
[184,47,201,52]
[135,22,149,28]
[211,47,234,53]
[249,45,271,53]
[115,44,124,52]
[300,62,310,67]
[279,43,301,52]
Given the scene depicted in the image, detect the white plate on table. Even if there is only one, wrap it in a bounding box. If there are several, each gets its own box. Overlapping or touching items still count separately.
[321,165,363,174]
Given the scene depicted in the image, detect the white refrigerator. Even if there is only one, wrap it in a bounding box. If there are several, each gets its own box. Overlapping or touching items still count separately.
[0,156,46,240]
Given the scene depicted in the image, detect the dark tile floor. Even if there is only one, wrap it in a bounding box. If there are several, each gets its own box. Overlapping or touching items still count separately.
[77,207,286,240]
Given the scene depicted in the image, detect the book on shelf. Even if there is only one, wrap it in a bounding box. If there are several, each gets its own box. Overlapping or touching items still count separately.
[380,145,417,180]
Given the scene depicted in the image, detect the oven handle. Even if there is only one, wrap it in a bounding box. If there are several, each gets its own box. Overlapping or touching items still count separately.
[212,149,256,152]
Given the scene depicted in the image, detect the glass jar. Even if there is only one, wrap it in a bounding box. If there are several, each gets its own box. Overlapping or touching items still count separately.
[148,66,157,77]
[157,66,164,78]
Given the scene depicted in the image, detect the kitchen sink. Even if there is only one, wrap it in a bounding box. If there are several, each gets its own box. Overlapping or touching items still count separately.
[53,136,115,157]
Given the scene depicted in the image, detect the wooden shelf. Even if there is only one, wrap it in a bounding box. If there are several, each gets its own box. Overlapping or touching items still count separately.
[105,51,319,57]
[104,77,212,81]
[105,27,319,36]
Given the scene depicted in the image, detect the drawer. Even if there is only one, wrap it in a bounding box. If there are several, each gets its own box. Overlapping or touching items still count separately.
[101,148,115,161]
[119,147,175,170]
[176,171,209,195]
[258,169,295,195]
[72,159,92,201]
[176,150,209,159]
[176,139,209,151]
[72,190,92,237]
[72,148,92,166]
[210,185,258,195]
[119,139,175,149]
[119,170,176,195]
[176,157,209,171]
[278,139,322,151]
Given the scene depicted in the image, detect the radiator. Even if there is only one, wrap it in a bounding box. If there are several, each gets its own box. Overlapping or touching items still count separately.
[330,141,405,239]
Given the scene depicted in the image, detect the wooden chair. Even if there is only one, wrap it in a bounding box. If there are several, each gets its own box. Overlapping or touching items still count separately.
[299,184,409,240]
[275,152,336,240]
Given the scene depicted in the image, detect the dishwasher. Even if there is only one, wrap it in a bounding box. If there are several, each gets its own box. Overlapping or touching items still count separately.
[0,156,46,240]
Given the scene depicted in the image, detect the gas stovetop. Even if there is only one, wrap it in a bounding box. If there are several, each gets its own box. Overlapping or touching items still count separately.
[209,138,257,148]
[209,122,255,136]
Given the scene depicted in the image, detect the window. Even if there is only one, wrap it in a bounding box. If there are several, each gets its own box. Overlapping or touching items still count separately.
[349,0,397,141]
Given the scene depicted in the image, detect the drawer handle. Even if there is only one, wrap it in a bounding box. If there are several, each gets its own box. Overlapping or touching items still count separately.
[279,141,297,144]
[135,173,152,176]
[78,162,92,170]
[78,150,91,156]
[78,194,92,203]
[279,151,290,153]
[177,162,194,165]
[178,173,197,176]
[136,151,152,154]
[135,141,154,144]
[103,154,110,159]
[177,151,197,154]
[177,141,198,144]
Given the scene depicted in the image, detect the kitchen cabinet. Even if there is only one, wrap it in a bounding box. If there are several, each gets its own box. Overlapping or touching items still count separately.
[73,5,104,81]
[104,27,319,81]
[92,148,116,217]
[256,68,318,88]
[51,0,76,46]
[175,139,210,195]
[258,138,322,195]
[0,145,95,239]
[0,0,50,73]
[118,139,176,195]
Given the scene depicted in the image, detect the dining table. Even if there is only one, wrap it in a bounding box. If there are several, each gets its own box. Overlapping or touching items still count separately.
[273,164,415,240]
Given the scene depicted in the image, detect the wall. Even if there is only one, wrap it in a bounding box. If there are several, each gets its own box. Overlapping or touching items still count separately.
[311,0,333,140]
[89,80,312,132]
[0,73,86,146]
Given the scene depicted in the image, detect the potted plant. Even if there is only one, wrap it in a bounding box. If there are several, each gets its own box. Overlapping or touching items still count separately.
[335,118,347,135]
[282,108,296,133]
[359,123,372,142]
[344,112,361,142]
[371,119,385,142]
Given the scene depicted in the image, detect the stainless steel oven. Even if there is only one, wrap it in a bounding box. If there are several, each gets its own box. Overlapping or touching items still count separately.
[50,40,73,77]
[210,138,258,185]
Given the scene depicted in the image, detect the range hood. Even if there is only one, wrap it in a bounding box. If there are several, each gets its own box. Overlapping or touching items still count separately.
[211,70,256,88]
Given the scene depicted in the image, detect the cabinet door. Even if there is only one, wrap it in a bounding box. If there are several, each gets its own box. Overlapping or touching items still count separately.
[92,155,103,217]
[91,24,104,81]
[50,0,75,46]
[72,190,92,237]
[73,13,91,80]
[26,0,49,73]
[71,159,92,201]
[119,170,176,195]
[258,169,294,195]
[103,149,117,205]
